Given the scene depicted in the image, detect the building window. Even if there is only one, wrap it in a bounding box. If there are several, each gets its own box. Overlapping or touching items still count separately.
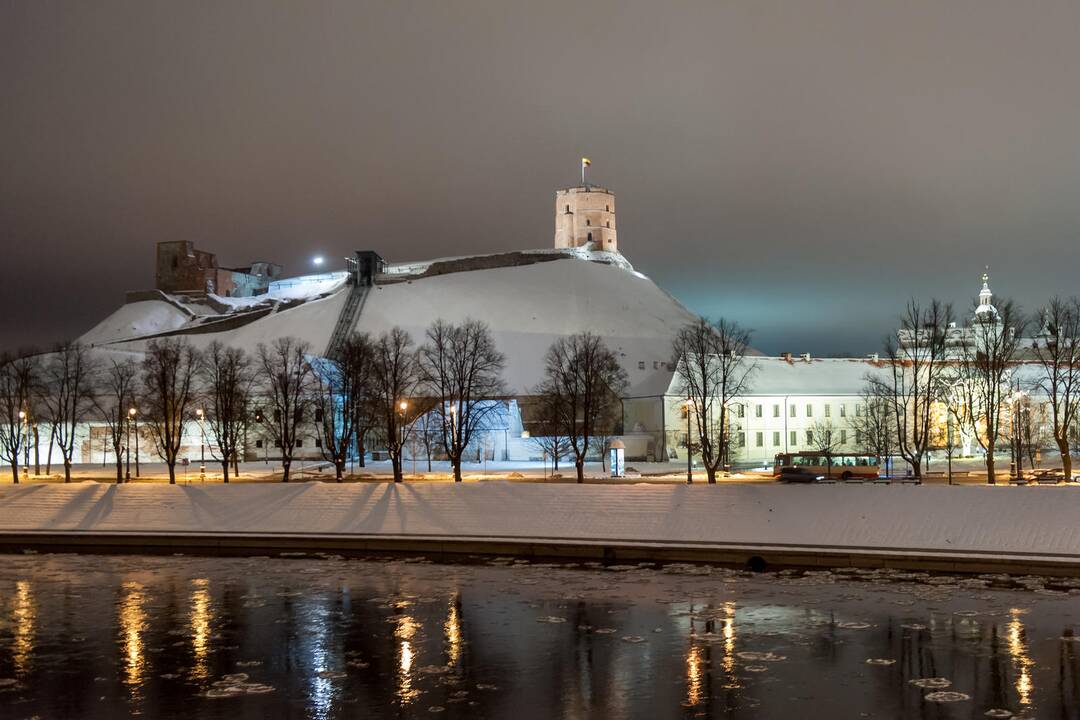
[773,404,780,418]
[856,430,864,444]
[295,439,303,448]
[606,221,610,228]
[805,430,814,444]
[755,404,762,418]
[824,404,831,418]
[806,404,813,417]
[789,431,797,446]
[840,405,847,418]
[855,404,864,417]
[255,439,263,449]
[566,204,570,212]
[605,205,610,211]
[840,429,847,445]
[314,408,324,422]
[315,438,322,448]
[755,432,763,447]
[736,404,744,418]
[274,441,282,448]
[789,405,796,418]
[772,432,780,446]
[586,219,591,226]
[274,409,282,423]
[738,433,745,448]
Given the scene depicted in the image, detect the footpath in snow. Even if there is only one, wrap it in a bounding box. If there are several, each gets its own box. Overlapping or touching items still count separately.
[0,482,1078,572]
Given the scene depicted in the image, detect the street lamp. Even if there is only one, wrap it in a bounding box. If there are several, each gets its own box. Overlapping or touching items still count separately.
[18,410,27,480]
[684,398,693,484]
[398,401,409,476]
[129,408,140,477]
[125,408,133,481]
[1011,387,1024,480]
[196,408,206,481]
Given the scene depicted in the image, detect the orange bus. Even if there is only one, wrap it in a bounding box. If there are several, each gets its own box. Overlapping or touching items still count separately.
[773,452,880,480]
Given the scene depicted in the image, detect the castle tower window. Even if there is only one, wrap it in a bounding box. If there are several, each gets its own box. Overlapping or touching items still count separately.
[587,232,593,243]
[566,204,570,212]
[586,219,590,226]
[606,205,610,211]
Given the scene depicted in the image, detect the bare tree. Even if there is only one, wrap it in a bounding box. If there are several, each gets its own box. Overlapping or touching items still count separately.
[141,338,200,484]
[419,319,507,483]
[338,333,378,470]
[536,332,628,483]
[256,337,313,483]
[807,418,841,478]
[873,299,953,481]
[955,299,1025,485]
[670,318,756,483]
[528,392,573,472]
[1016,395,1049,471]
[201,341,254,483]
[1030,297,1080,478]
[854,382,897,477]
[410,404,442,473]
[42,342,97,482]
[92,357,139,483]
[0,354,37,483]
[370,327,422,482]
[311,344,383,481]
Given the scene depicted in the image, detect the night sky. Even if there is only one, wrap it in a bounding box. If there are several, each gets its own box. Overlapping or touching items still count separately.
[3,1,1079,355]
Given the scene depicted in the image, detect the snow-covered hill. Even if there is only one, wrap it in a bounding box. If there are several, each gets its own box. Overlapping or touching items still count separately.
[81,250,697,395]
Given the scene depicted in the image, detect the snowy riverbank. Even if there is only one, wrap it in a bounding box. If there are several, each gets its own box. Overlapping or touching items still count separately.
[1,482,1079,572]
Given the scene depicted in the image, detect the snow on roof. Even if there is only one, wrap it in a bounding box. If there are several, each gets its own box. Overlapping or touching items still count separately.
[661,356,890,398]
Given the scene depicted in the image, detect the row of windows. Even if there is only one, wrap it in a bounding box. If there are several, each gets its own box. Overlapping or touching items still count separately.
[744,403,865,419]
[254,438,322,449]
[751,429,853,447]
[260,409,325,423]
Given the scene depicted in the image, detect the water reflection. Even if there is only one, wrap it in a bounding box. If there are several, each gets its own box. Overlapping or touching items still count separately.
[117,580,147,695]
[1007,607,1034,706]
[395,611,420,704]
[5,555,1080,718]
[12,580,35,675]
[444,591,462,668]
[686,641,704,706]
[189,578,211,681]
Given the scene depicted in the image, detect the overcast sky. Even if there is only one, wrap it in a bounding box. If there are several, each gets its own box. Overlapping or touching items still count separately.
[3,1,1079,355]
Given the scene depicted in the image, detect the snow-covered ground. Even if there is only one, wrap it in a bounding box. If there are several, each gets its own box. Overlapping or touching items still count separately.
[2,483,1079,566]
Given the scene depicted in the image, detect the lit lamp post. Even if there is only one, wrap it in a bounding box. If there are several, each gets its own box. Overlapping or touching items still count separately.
[1011,388,1024,479]
[196,408,206,481]
[18,410,27,481]
[255,410,268,464]
[398,401,409,476]
[449,403,457,454]
[685,397,693,485]
[125,408,133,481]
[129,408,141,477]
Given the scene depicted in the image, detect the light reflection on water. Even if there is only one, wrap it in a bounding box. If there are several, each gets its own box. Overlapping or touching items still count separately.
[1008,607,1034,706]
[12,580,34,676]
[1,555,1079,719]
[189,578,211,682]
[394,610,420,704]
[117,580,147,696]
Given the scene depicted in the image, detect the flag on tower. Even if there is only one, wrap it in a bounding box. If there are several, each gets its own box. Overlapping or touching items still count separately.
[581,157,591,184]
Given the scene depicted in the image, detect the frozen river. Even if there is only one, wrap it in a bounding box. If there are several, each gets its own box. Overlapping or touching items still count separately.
[1,553,1078,719]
